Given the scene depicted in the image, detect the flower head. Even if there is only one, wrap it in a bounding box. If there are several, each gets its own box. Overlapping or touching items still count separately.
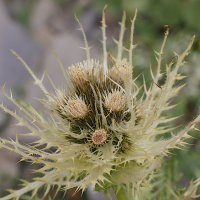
[0,6,199,200]
[91,129,108,145]
[110,58,132,83]
[65,97,88,119]
[104,90,126,112]
[68,65,89,86]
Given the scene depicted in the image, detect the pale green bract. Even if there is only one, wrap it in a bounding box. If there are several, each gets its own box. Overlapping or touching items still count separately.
[0,6,200,200]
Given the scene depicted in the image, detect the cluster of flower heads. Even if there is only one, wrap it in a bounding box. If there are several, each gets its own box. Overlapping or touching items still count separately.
[54,58,136,153]
[0,6,199,200]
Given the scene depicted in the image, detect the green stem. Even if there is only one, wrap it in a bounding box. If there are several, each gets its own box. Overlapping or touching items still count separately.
[116,186,130,200]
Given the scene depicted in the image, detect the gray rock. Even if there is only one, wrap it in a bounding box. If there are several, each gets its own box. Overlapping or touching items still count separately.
[0,0,41,142]
[0,1,41,99]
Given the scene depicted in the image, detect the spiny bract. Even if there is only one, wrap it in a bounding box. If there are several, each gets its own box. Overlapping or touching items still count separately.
[0,6,199,200]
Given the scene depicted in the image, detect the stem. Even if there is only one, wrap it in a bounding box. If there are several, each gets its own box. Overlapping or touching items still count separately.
[116,186,130,200]
[102,4,108,78]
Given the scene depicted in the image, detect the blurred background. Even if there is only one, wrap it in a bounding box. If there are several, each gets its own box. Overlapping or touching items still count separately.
[0,0,200,199]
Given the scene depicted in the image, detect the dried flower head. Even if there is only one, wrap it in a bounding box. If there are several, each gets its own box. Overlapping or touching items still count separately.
[0,6,199,200]
[65,97,88,119]
[68,65,89,86]
[110,58,132,82]
[104,90,126,112]
[91,129,108,145]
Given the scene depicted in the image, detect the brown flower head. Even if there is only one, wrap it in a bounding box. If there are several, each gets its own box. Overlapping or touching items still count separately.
[92,129,108,145]
[104,91,126,112]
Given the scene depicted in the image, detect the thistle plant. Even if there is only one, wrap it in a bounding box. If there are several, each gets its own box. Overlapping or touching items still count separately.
[0,5,200,200]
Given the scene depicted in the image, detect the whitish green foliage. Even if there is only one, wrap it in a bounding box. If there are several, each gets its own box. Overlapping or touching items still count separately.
[0,6,200,200]
[138,158,200,200]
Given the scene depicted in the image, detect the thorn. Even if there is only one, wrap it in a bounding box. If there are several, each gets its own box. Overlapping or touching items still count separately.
[113,37,119,44]
[170,55,178,64]
[107,53,115,65]
[153,81,162,89]
[154,50,160,56]
[193,127,200,131]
